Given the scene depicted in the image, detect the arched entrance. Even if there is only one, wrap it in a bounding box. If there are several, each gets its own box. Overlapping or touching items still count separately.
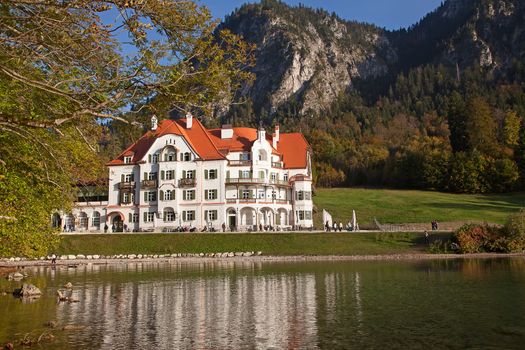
[112,216,123,232]
[276,208,288,226]
[108,212,124,232]
[227,208,236,231]
[240,207,256,230]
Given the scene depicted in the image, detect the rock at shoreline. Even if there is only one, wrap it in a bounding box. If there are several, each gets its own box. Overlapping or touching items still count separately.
[7,272,24,281]
[63,282,73,289]
[13,284,42,297]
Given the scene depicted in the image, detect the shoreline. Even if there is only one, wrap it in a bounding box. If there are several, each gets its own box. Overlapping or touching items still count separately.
[2,253,525,268]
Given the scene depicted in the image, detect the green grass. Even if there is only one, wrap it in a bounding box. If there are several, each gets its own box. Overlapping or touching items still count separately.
[57,232,449,256]
[314,188,525,227]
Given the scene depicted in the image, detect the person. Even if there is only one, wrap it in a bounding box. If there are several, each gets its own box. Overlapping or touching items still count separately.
[325,221,330,232]
[339,222,343,232]
[111,224,115,233]
[332,222,337,232]
[222,222,226,233]
[424,230,430,245]
[51,253,57,265]
[104,223,108,233]
[63,224,67,232]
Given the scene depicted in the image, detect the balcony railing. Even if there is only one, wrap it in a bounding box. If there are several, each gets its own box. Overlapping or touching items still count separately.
[269,179,290,186]
[140,179,157,189]
[225,198,291,205]
[225,177,265,185]
[272,162,284,168]
[228,160,252,166]
[118,181,135,190]
[179,178,196,187]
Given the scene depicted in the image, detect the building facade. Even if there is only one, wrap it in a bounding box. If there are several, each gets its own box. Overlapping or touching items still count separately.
[56,114,313,232]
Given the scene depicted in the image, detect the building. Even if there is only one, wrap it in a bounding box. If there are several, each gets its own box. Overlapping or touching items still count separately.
[55,114,313,232]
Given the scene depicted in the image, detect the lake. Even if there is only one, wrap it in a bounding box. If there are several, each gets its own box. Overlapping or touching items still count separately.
[1,258,525,349]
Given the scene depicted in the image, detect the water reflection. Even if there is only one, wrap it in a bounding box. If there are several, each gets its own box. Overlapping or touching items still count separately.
[52,262,320,349]
[1,258,525,349]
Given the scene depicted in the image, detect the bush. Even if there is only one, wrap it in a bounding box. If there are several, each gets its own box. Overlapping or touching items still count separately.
[452,224,499,253]
[504,209,525,238]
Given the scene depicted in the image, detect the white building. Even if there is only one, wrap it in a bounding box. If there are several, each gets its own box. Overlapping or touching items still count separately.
[56,114,313,232]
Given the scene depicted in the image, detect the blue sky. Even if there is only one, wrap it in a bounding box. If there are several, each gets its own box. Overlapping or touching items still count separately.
[200,0,444,30]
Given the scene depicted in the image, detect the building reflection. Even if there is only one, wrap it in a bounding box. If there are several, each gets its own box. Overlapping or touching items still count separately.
[51,262,321,349]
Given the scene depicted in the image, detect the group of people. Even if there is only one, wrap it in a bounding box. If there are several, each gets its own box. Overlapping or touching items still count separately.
[431,220,439,231]
[325,221,359,232]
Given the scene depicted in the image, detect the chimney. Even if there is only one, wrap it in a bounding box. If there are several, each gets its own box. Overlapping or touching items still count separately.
[186,112,193,129]
[221,124,233,139]
[273,124,280,148]
[151,115,158,131]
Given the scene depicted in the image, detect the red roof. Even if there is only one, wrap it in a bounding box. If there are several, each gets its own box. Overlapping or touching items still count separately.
[108,119,310,169]
[277,133,310,169]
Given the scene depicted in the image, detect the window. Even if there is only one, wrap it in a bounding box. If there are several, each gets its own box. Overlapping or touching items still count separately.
[166,170,174,180]
[144,191,156,202]
[164,209,176,222]
[242,190,251,199]
[271,173,277,181]
[284,173,288,181]
[163,190,174,201]
[148,172,157,180]
[240,170,250,179]
[79,212,88,228]
[182,210,195,221]
[129,213,139,223]
[183,170,196,179]
[296,211,312,221]
[183,190,195,200]
[204,210,217,221]
[122,192,130,204]
[258,189,265,199]
[272,190,276,199]
[205,189,217,200]
[124,173,134,182]
[296,191,311,201]
[91,212,100,227]
[124,156,132,164]
[205,169,218,180]
[143,212,155,222]
[259,170,265,179]
[152,154,159,163]
[183,152,191,161]
[167,153,176,162]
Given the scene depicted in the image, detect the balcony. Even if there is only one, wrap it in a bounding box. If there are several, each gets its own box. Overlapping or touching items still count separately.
[225,177,266,185]
[270,179,290,186]
[140,179,157,189]
[118,181,135,190]
[272,162,284,168]
[228,160,252,166]
[179,178,196,187]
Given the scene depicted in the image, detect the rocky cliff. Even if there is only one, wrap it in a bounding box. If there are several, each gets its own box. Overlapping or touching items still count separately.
[219,0,525,117]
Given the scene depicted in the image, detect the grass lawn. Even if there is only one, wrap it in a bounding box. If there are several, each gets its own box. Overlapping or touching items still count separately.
[57,232,448,256]
[314,188,525,227]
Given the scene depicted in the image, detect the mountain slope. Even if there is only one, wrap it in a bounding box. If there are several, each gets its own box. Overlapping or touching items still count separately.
[220,0,525,117]
[219,0,397,115]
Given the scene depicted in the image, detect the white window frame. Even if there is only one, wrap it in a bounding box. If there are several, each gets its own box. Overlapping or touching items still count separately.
[205,189,218,200]
[208,169,217,179]
[183,190,195,201]
[166,170,174,180]
[146,191,156,202]
[183,210,195,221]
[124,156,132,164]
